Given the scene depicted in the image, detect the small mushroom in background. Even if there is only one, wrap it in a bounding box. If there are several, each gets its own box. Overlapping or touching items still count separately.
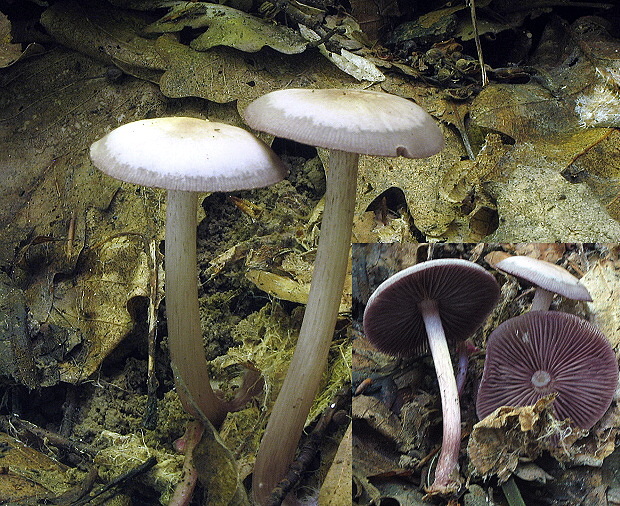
[493,255,592,311]
[363,258,500,495]
[243,88,444,504]
[456,339,479,397]
[90,117,287,426]
[476,311,619,431]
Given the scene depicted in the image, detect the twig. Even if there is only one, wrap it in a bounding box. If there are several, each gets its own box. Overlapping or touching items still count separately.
[265,386,350,506]
[270,0,325,31]
[502,476,527,506]
[143,238,162,430]
[269,0,344,46]
[468,0,488,86]
[66,210,77,258]
[71,456,157,505]
[6,415,98,458]
[306,25,346,48]
[50,464,99,505]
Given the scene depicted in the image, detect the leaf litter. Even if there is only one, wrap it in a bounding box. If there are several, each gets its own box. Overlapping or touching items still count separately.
[353,243,620,505]
[2,1,620,503]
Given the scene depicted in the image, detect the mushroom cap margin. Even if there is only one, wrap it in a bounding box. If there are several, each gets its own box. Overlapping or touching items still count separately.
[90,117,287,192]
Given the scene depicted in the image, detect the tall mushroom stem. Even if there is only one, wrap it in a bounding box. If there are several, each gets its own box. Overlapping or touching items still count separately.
[166,190,230,427]
[252,151,359,505]
[419,299,461,493]
[531,288,554,311]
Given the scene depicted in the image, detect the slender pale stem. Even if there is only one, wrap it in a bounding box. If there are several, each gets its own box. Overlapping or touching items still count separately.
[531,288,553,311]
[419,299,461,493]
[252,150,359,505]
[166,190,229,427]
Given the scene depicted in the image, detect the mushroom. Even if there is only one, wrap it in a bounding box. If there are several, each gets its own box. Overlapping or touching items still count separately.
[363,258,500,494]
[243,88,444,503]
[494,255,592,311]
[456,339,479,397]
[476,311,618,430]
[90,117,287,426]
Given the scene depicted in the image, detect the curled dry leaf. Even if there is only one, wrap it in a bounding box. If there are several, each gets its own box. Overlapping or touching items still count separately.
[245,248,351,313]
[0,13,43,68]
[0,13,23,67]
[318,45,386,82]
[468,391,620,484]
[352,394,402,443]
[467,395,582,483]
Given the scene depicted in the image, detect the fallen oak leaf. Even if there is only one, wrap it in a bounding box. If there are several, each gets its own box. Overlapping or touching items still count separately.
[145,2,307,54]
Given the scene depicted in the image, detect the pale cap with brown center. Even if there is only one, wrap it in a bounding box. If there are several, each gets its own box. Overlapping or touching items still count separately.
[90,117,287,191]
[495,255,592,302]
[243,88,444,158]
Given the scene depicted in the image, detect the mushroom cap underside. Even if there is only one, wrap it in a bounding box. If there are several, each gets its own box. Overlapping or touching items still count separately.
[476,311,618,430]
[363,258,500,357]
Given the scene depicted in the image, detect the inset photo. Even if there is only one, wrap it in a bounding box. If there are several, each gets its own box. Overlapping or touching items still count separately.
[352,243,620,505]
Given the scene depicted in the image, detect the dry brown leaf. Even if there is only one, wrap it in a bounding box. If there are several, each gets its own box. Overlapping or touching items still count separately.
[319,423,352,506]
[0,47,168,386]
[0,13,43,68]
[582,258,620,349]
[352,395,402,443]
[0,432,84,502]
[245,246,351,313]
[155,34,359,109]
[513,243,567,263]
[471,17,620,138]
[48,233,155,383]
[40,0,165,76]
[484,132,620,242]
[562,129,620,222]
[356,150,457,239]
[467,395,581,482]
[352,211,415,243]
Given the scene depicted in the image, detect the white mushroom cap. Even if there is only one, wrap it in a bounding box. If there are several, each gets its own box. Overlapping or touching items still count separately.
[90,117,287,192]
[495,256,592,301]
[243,88,444,158]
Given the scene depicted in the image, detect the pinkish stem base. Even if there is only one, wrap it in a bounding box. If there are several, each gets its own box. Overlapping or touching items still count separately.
[169,421,203,506]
